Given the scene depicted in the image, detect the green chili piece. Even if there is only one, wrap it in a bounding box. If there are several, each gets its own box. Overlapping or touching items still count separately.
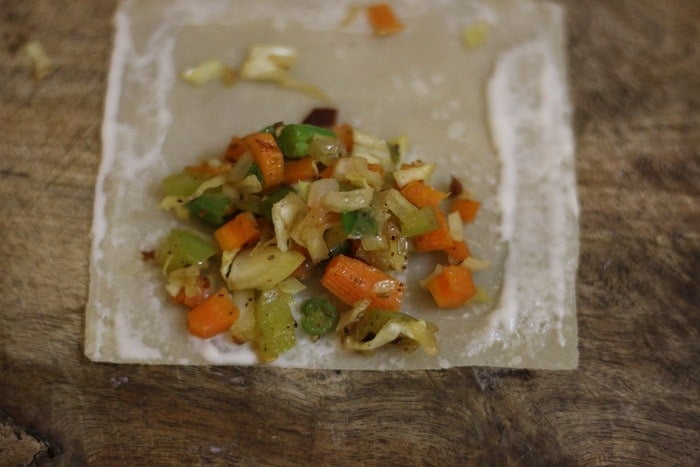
[186,190,234,226]
[155,229,217,273]
[300,297,339,336]
[277,124,336,158]
[341,210,378,239]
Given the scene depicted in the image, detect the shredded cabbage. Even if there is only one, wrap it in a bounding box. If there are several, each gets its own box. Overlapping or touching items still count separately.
[291,207,339,263]
[333,156,384,189]
[240,45,329,101]
[351,130,394,171]
[178,45,329,101]
[307,178,340,208]
[240,45,298,81]
[272,192,307,252]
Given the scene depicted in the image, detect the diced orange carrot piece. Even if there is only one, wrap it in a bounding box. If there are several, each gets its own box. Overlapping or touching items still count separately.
[243,133,285,191]
[445,240,471,263]
[187,288,239,338]
[223,136,249,162]
[334,123,354,153]
[367,3,405,36]
[283,157,318,184]
[414,208,454,252]
[425,265,476,308]
[214,211,261,251]
[451,198,480,223]
[400,180,449,207]
[321,254,404,311]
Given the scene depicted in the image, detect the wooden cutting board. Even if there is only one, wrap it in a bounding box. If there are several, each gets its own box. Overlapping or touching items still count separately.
[1,0,697,464]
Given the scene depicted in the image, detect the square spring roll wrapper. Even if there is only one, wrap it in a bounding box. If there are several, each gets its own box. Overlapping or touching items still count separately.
[86,0,578,369]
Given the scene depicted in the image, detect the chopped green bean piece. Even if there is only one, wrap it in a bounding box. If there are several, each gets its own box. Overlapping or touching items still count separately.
[277,124,336,158]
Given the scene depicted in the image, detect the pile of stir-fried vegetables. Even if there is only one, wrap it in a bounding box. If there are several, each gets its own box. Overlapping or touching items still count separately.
[152,108,483,362]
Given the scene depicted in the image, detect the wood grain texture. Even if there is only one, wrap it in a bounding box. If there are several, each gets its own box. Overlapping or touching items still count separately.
[1,0,698,465]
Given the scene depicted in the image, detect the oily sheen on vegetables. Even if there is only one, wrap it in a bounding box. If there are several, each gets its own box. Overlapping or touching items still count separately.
[152,110,484,363]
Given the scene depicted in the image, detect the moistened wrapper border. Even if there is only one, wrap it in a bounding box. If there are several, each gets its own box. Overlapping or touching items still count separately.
[86,0,579,370]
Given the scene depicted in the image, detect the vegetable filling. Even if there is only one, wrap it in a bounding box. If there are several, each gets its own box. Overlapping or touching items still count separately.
[151,110,485,362]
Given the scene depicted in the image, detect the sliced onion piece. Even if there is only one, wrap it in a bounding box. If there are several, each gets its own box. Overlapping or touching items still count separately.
[393,163,436,188]
[321,187,374,212]
[222,245,305,290]
[447,211,464,241]
[180,59,237,86]
[307,178,339,208]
